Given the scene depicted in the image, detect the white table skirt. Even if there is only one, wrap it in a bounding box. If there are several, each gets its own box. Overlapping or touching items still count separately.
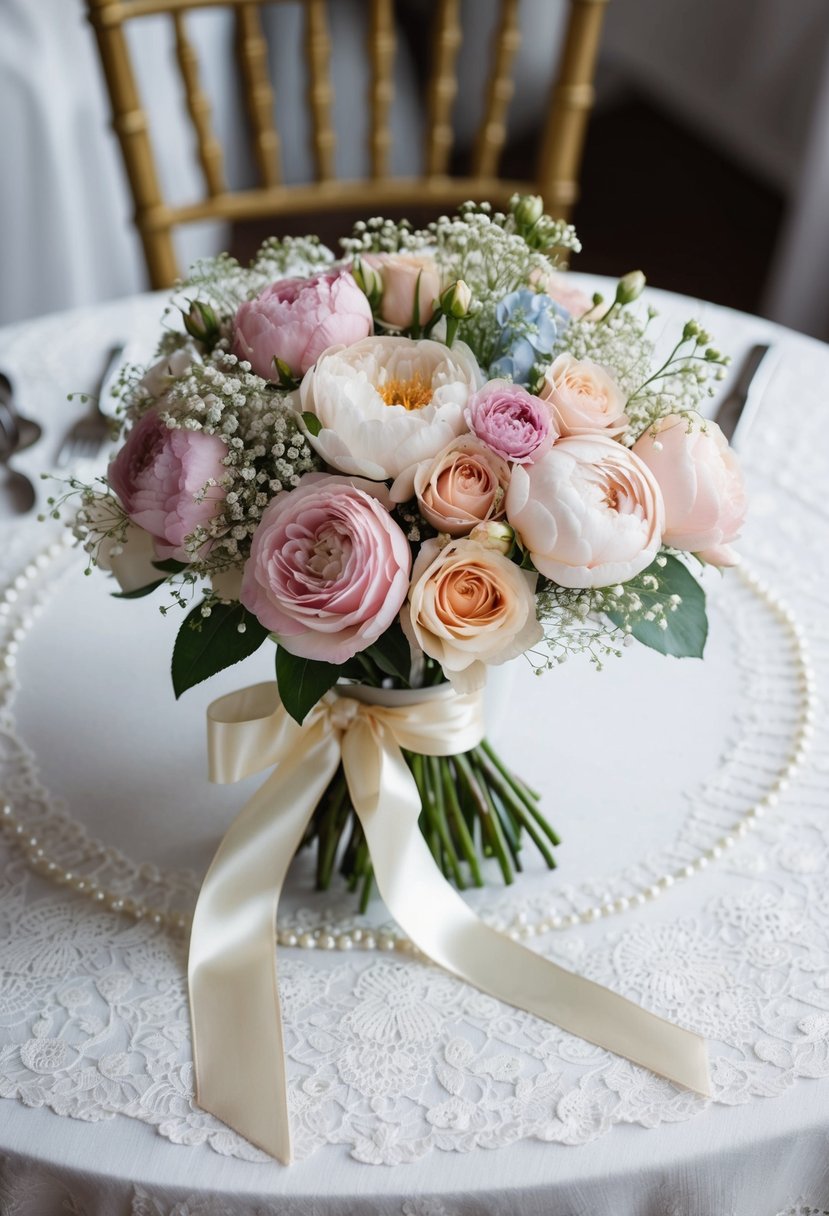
[0,280,828,1214]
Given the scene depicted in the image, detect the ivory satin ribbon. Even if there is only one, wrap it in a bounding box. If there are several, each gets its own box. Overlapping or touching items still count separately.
[189,681,710,1163]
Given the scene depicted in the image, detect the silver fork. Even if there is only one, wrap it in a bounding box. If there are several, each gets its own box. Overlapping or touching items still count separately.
[55,343,124,468]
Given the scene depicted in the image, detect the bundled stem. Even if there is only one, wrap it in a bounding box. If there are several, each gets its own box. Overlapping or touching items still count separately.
[300,738,558,903]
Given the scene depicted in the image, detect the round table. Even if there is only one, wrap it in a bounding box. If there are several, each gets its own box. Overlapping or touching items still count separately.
[0,282,827,1216]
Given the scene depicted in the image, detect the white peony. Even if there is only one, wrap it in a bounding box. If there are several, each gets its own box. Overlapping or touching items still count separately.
[298,336,483,485]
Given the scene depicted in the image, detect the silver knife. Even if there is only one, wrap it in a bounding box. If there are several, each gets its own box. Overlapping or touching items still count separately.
[715,342,775,450]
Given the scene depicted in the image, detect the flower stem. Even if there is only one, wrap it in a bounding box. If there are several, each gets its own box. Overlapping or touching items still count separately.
[440,759,484,887]
[454,752,514,884]
[425,755,466,889]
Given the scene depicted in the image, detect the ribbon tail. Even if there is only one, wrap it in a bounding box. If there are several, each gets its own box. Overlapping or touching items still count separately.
[342,723,710,1098]
[188,721,341,1163]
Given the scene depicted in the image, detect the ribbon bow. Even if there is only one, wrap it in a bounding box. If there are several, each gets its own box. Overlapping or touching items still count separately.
[188,681,710,1163]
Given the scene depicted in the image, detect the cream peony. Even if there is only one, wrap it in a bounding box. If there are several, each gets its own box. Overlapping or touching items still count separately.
[298,336,482,484]
[404,537,542,691]
[632,414,746,566]
[538,353,628,437]
[506,434,664,588]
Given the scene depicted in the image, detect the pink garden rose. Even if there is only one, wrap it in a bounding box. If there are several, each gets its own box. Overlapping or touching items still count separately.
[241,474,411,664]
[465,380,557,464]
[233,270,373,380]
[506,433,664,588]
[409,435,510,536]
[364,253,443,328]
[108,410,228,562]
[538,354,628,437]
[633,414,747,566]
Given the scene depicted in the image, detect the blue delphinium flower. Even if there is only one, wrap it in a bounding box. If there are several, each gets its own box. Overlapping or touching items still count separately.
[489,290,570,386]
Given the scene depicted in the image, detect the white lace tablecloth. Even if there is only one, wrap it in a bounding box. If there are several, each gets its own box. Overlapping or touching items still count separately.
[0,284,828,1215]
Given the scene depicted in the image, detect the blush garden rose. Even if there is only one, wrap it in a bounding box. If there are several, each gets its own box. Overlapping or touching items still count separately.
[241,474,411,664]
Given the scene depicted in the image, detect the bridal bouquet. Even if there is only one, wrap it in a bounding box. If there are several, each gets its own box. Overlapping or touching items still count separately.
[61,196,745,906]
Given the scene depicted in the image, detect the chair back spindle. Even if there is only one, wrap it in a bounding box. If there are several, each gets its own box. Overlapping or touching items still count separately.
[86,0,611,288]
[368,0,396,180]
[236,3,282,187]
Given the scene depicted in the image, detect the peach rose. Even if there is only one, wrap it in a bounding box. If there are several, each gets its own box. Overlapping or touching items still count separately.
[632,414,746,566]
[538,353,628,437]
[403,538,542,691]
[408,436,510,537]
[364,253,443,328]
[506,434,664,588]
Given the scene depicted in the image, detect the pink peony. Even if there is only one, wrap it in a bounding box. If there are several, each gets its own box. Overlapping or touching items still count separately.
[241,474,412,664]
[506,433,664,588]
[632,415,747,566]
[464,380,557,465]
[233,270,373,380]
[108,410,228,562]
[364,253,443,328]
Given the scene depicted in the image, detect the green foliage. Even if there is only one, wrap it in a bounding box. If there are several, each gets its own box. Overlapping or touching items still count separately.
[172,600,270,698]
[607,554,708,658]
[365,621,412,685]
[275,647,341,725]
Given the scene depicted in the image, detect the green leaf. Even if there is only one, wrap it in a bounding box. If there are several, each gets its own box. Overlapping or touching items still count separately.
[301,411,322,437]
[152,558,189,574]
[172,600,270,698]
[365,621,412,685]
[275,647,341,725]
[111,579,166,600]
[606,553,708,658]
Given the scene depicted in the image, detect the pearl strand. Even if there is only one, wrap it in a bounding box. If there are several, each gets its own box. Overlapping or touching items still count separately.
[0,546,818,953]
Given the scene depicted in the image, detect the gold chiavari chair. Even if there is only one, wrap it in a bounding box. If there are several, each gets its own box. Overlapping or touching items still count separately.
[86,0,611,289]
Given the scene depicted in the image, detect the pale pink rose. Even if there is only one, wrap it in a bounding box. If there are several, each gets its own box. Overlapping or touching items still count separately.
[538,353,628,437]
[506,434,664,588]
[407,435,510,537]
[465,379,557,464]
[632,415,746,566]
[233,270,373,380]
[403,537,542,692]
[530,269,592,318]
[364,253,443,328]
[108,411,228,561]
[241,474,411,664]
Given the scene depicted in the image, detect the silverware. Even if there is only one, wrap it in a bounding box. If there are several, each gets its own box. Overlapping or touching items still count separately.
[0,371,43,453]
[55,342,124,468]
[714,342,775,450]
[0,438,36,514]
